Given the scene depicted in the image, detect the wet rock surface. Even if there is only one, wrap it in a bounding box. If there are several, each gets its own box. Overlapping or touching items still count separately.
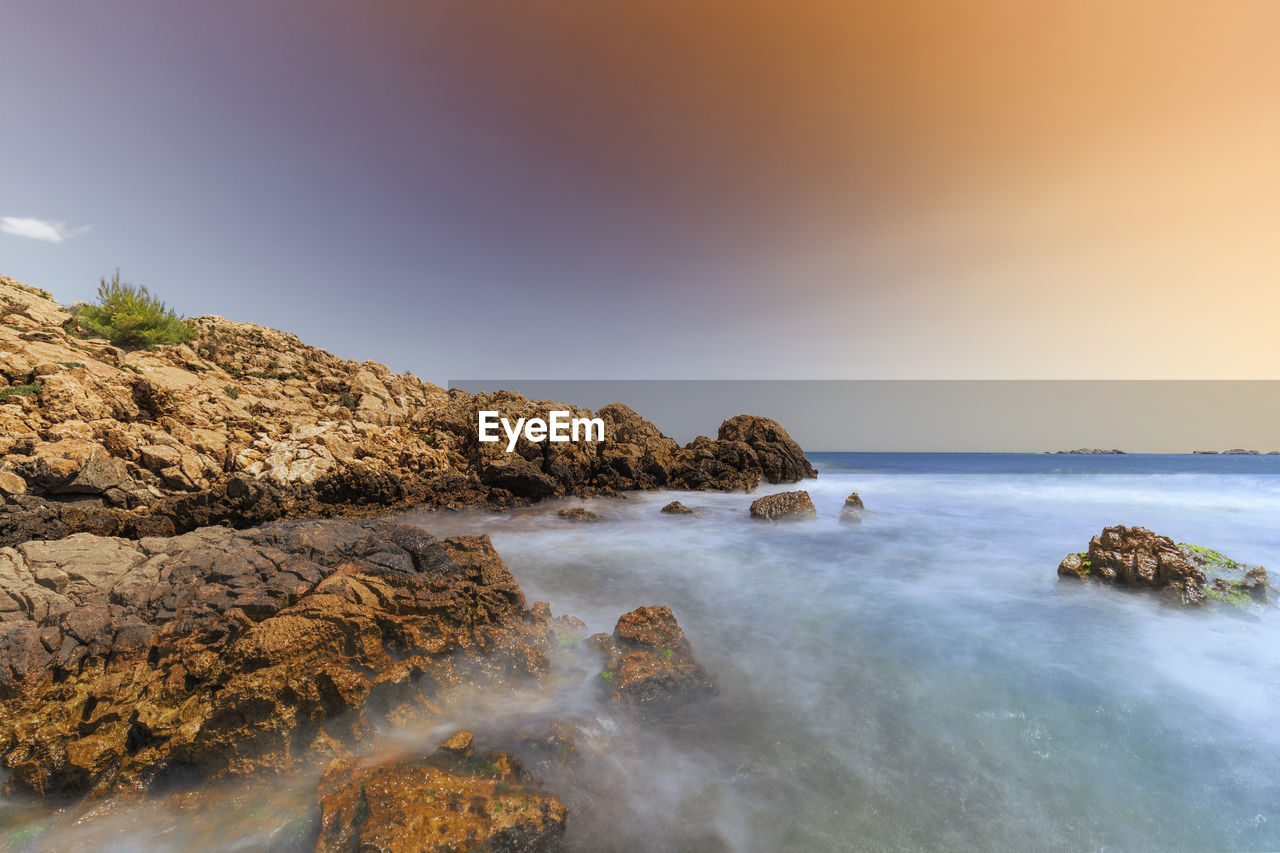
[0,519,564,796]
[590,606,717,717]
[0,276,814,547]
[659,501,694,515]
[315,730,567,853]
[0,518,720,814]
[1057,525,1273,609]
[749,490,817,521]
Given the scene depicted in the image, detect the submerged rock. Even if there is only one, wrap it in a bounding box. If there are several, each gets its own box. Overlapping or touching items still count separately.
[749,491,817,522]
[840,492,865,524]
[557,507,598,522]
[1058,526,1273,609]
[659,501,694,515]
[315,731,567,853]
[590,606,717,717]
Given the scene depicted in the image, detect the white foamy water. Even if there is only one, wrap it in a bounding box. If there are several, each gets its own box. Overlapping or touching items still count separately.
[6,453,1280,851]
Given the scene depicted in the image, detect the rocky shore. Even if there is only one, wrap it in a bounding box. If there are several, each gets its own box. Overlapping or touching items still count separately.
[0,275,814,548]
[0,515,720,848]
[0,274,802,849]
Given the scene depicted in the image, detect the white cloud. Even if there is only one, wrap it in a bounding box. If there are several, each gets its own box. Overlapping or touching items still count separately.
[0,217,91,244]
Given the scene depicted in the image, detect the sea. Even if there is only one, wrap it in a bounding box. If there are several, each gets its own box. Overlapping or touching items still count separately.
[6,453,1280,851]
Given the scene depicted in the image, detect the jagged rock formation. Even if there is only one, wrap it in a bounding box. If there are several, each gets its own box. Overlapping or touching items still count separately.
[749,490,817,521]
[0,518,718,802]
[0,519,582,796]
[0,276,814,546]
[1057,525,1272,609]
[316,730,567,853]
[660,501,694,514]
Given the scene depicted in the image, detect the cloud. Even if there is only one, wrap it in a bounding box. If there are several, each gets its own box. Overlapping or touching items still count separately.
[0,217,91,244]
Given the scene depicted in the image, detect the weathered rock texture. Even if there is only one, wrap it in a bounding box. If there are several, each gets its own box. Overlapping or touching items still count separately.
[590,606,717,717]
[749,491,817,522]
[1057,525,1272,609]
[0,519,586,797]
[0,276,814,546]
[316,730,567,853]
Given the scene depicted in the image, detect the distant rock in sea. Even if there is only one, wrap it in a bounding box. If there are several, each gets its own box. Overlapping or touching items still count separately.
[1054,448,1126,454]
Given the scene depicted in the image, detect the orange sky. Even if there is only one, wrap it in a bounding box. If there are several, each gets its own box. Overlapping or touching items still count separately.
[5,1,1278,380]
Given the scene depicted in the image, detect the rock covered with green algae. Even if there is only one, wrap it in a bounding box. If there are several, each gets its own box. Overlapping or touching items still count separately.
[315,730,567,853]
[1057,525,1271,609]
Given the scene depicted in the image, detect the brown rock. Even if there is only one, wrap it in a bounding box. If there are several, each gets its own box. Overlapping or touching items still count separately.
[714,415,816,483]
[593,606,717,717]
[660,501,694,514]
[0,275,814,547]
[558,507,598,522]
[0,471,25,497]
[1057,526,1206,606]
[844,492,864,510]
[315,732,567,853]
[0,519,562,797]
[749,491,817,521]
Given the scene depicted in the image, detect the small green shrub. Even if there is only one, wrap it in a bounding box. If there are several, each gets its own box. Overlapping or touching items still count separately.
[224,386,239,400]
[0,382,41,399]
[73,271,193,348]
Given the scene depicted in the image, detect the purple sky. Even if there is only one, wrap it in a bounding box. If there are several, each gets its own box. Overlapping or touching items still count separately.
[4,1,1279,384]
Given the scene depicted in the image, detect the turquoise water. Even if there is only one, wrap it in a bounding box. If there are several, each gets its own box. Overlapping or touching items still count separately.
[6,453,1280,851]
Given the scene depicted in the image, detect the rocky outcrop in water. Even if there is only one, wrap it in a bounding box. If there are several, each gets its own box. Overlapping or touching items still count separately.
[316,730,567,853]
[0,518,717,800]
[0,276,814,547]
[590,606,717,718]
[660,501,694,515]
[1057,525,1272,609]
[749,491,817,522]
[840,492,864,523]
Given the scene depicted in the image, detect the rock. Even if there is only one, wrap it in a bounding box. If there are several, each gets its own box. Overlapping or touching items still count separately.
[839,507,862,524]
[660,501,694,514]
[558,507,598,521]
[0,471,26,497]
[591,606,717,717]
[480,456,558,500]
[315,732,567,853]
[0,519,562,796]
[0,275,813,546]
[749,491,817,522]
[46,451,132,497]
[1180,543,1272,607]
[1055,448,1125,454]
[714,415,816,483]
[844,492,865,510]
[1059,525,1206,605]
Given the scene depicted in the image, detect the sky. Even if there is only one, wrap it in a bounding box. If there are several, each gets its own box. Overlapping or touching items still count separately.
[2,1,1279,386]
